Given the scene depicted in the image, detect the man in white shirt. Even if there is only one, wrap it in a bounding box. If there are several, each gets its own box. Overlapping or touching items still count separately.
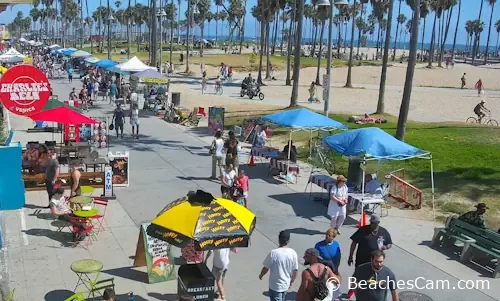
[259,231,298,301]
[206,248,237,301]
[365,174,383,195]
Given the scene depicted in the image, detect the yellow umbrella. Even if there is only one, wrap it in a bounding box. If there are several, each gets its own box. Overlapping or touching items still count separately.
[147,190,256,250]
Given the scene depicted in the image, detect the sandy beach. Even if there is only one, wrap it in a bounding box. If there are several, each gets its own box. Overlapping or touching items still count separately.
[172,61,500,123]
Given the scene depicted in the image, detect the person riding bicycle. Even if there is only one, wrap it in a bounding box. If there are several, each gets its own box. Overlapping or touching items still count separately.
[474,100,490,122]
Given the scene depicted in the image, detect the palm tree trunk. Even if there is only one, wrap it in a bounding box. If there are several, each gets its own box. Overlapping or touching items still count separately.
[200,23,205,57]
[272,11,279,54]
[496,31,500,52]
[484,3,495,64]
[337,23,341,57]
[265,21,272,80]
[473,0,485,64]
[257,20,266,84]
[438,6,453,67]
[290,0,304,107]
[280,14,286,56]
[286,13,294,86]
[392,0,402,61]
[451,0,461,60]
[215,6,218,45]
[376,0,394,113]
[343,22,348,53]
[427,12,437,67]
[311,22,318,58]
[315,21,325,85]
[346,0,358,88]
[185,0,190,73]
[396,0,420,140]
[376,25,381,59]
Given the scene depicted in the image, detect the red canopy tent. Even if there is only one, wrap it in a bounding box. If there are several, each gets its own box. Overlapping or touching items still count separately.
[28,106,98,125]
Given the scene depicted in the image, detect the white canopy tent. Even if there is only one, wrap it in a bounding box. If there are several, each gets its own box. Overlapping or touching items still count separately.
[19,38,27,43]
[2,48,25,57]
[49,44,61,49]
[117,56,155,72]
[27,40,35,45]
[0,48,27,62]
[69,50,92,58]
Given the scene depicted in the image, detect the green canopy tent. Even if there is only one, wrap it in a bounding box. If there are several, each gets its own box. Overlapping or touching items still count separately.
[42,99,83,113]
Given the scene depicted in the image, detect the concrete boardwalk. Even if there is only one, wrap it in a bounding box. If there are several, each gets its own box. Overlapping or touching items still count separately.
[1,77,499,300]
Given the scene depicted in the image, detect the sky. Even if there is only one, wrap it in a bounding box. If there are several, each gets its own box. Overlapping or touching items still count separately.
[0,0,497,46]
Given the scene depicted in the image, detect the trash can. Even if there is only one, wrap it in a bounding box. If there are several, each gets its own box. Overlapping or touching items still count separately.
[177,263,215,301]
[172,92,181,107]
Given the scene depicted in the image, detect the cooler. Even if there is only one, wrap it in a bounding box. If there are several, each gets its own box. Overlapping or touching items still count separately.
[177,263,215,301]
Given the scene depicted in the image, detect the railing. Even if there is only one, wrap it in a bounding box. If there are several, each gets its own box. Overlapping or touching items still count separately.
[388,169,423,209]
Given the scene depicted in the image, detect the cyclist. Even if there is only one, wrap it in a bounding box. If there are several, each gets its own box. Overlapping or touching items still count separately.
[474,100,490,123]
[215,75,222,93]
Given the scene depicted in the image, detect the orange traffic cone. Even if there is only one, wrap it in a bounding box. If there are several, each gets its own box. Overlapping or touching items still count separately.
[248,155,256,167]
[356,211,367,228]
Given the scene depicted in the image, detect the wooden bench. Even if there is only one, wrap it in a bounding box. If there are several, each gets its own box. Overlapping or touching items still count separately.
[23,172,104,191]
[432,215,500,278]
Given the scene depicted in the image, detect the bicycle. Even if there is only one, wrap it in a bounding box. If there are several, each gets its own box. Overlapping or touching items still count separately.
[214,85,223,95]
[466,113,498,126]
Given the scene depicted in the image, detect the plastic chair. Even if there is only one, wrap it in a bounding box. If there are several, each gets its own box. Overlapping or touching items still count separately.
[197,107,207,118]
[80,186,94,196]
[90,197,109,234]
[64,292,84,301]
[89,278,115,298]
[4,289,15,301]
[68,216,95,249]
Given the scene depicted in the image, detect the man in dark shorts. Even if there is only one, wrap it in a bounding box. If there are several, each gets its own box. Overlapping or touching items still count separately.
[351,250,399,301]
[44,150,59,208]
[112,103,125,139]
[474,100,490,123]
[348,215,392,268]
[224,131,239,174]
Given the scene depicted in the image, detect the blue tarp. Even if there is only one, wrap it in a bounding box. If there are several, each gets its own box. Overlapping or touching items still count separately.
[323,127,427,160]
[106,66,130,75]
[96,59,118,68]
[62,48,77,56]
[261,108,347,130]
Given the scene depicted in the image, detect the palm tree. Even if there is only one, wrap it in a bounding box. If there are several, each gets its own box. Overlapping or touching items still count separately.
[427,0,440,67]
[314,5,328,86]
[289,0,304,107]
[345,0,359,88]
[495,19,500,51]
[194,0,211,57]
[484,0,497,64]
[438,0,457,67]
[472,0,485,64]
[465,20,473,51]
[376,0,394,114]
[450,0,461,60]
[206,11,213,40]
[396,0,428,140]
[371,0,388,59]
[285,0,296,86]
[251,4,265,84]
[392,0,404,60]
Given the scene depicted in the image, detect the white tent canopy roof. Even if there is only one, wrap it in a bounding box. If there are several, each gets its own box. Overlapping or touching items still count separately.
[3,48,24,57]
[69,50,92,58]
[117,56,155,72]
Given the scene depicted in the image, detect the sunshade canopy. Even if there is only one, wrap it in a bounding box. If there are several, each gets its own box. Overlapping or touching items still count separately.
[261,108,347,130]
[28,106,98,125]
[85,57,100,64]
[42,99,83,113]
[118,56,155,72]
[70,50,91,58]
[96,59,118,68]
[106,65,130,75]
[62,48,77,56]
[132,69,169,84]
[147,190,256,250]
[323,127,428,160]
[2,48,24,57]
[48,44,61,49]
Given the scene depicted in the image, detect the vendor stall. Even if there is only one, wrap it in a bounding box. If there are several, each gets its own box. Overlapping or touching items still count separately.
[259,108,347,183]
[319,127,435,218]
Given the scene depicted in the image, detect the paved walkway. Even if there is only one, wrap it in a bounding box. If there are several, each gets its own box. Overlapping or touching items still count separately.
[1,76,499,300]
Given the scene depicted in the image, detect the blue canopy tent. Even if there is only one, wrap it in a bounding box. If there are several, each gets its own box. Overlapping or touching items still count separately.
[260,108,348,183]
[106,65,130,75]
[96,59,118,69]
[62,48,77,56]
[323,127,435,217]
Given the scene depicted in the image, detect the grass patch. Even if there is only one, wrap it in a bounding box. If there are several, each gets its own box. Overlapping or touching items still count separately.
[224,107,500,226]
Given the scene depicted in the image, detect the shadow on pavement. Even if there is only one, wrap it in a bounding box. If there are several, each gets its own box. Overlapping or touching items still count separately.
[102,267,148,283]
[284,227,324,236]
[262,290,297,300]
[22,228,73,246]
[148,292,179,301]
[44,289,73,300]
[268,193,329,221]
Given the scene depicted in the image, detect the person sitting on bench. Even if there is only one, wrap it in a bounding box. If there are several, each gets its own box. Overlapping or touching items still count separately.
[364,174,383,195]
[458,203,488,229]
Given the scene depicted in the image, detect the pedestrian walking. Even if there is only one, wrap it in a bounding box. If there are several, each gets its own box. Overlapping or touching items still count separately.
[351,250,399,301]
[475,79,485,97]
[235,170,249,207]
[328,175,348,234]
[296,248,341,301]
[348,215,392,268]
[205,248,238,301]
[109,81,117,104]
[129,103,140,139]
[314,228,341,272]
[210,130,225,179]
[259,231,298,301]
[112,103,125,139]
[224,131,239,175]
[461,73,466,89]
[44,150,59,208]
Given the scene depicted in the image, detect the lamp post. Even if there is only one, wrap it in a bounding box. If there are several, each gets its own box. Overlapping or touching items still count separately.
[157,8,167,72]
[317,0,348,117]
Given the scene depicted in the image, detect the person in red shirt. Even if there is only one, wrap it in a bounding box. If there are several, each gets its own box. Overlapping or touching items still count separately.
[236,169,249,207]
[475,79,484,96]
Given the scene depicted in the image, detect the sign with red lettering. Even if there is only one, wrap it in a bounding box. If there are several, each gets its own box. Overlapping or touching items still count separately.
[0,65,51,116]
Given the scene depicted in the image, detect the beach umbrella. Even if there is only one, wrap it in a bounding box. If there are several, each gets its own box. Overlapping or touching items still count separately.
[42,99,83,113]
[96,59,118,68]
[28,106,98,125]
[70,50,91,58]
[147,190,256,250]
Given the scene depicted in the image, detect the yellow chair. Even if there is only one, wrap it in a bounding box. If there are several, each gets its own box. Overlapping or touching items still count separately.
[4,289,15,301]
[64,292,84,301]
[80,186,94,196]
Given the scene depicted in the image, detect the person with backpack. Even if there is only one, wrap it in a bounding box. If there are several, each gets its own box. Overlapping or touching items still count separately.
[296,248,341,301]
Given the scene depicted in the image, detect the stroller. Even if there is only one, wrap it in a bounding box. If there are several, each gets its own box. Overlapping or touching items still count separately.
[228,184,245,206]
